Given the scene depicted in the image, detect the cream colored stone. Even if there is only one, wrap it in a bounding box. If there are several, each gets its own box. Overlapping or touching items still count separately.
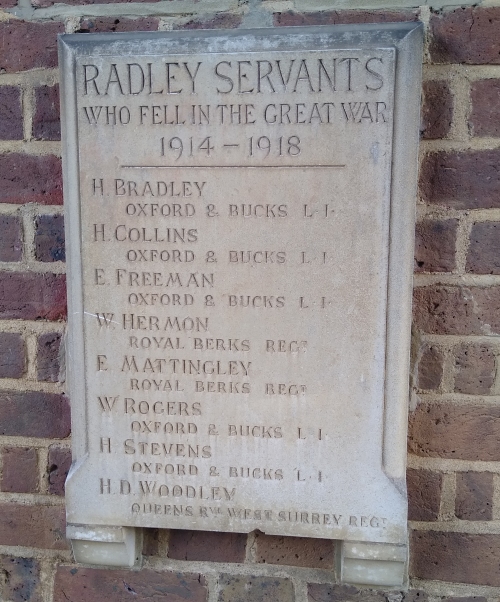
[60,25,422,580]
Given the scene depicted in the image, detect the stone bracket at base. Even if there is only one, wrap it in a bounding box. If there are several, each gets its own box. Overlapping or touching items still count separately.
[338,541,407,587]
[67,524,142,567]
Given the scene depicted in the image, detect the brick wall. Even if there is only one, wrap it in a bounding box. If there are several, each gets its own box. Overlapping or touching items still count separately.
[1,0,500,600]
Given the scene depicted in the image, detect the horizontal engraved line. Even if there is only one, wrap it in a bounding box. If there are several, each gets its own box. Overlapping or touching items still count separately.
[120,164,346,169]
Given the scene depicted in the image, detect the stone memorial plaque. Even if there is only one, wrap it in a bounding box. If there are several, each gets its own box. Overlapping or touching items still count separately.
[59,24,422,584]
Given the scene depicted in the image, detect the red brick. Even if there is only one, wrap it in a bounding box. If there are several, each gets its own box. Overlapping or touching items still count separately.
[32,84,60,141]
[454,343,496,395]
[37,331,61,382]
[254,533,334,568]
[35,214,65,262]
[413,285,500,335]
[407,469,442,521]
[307,585,382,602]
[0,272,66,320]
[1,447,38,493]
[174,13,242,30]
[0,215,22,261]
[0,504,66,549]
[414,219,457,273]
[0,391,70,438]
[47,445,71,496]
[307,585,427,602]
[218,574,293,602]
[421,80,453,140]
[456,472,493,521]
[78,17,159,33]
[408,402,500,461]
[142,528,160,556]
[0,555,42,602]
[417,344,443,390]
[430,7,500,65]
[34,0,159,6]
[0,154,62,205]
[168,530,246,563]
[0,21,63,73]
[274,9,418,26]
[420,150,500,209]
[0,332,25,378]
[467,222,500,274]
[0,86,22,140]
[54,566,207,602]
[470,79,500,137]
[410,531,500,585]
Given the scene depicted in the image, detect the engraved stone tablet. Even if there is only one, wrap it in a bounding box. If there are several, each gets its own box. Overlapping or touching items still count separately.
[59,24,422,584]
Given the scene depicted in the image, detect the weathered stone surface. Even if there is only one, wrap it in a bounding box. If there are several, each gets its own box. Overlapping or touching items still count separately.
[455,472,493,521]
[218,574,294,602]
[61,27,420,567]
[53,567,207,602]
